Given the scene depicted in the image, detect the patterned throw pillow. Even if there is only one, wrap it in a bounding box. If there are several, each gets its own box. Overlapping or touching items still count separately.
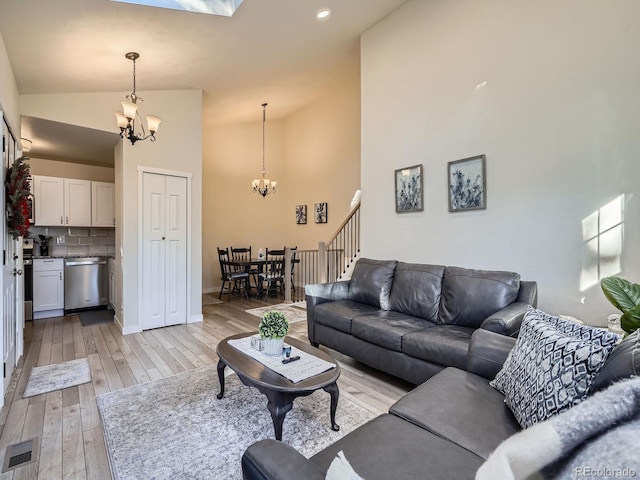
[491,307,620,428]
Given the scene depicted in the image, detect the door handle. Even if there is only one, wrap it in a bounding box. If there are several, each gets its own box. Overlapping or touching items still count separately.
[13,254,19,260]
[13,268,23,276]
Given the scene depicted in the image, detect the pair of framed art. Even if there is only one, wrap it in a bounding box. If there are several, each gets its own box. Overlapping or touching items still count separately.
[295,203,327,225]
[395,154,486,214]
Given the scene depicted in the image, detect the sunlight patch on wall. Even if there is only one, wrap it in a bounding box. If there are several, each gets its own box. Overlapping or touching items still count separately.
[580,195,624,291]
[111,0,243,16]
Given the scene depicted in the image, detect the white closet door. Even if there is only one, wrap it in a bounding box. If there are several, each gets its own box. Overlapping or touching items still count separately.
[142,173,187,330]
[164,176,187,326]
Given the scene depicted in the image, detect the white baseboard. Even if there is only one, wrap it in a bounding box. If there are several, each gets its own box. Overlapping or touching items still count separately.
[203,287,221,294]
[34,309,64,320]
[188,314,203,324]
[116,315,142,335]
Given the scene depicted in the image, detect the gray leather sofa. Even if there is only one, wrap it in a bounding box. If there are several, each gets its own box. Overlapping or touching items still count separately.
[306,258,538,384]
[241,329,640,480]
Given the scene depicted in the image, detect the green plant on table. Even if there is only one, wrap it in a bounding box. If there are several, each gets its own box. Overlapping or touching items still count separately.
[601,276,640,335]
[258,311,289,339]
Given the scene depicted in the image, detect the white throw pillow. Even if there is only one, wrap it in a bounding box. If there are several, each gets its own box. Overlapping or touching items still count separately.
[326,451,364,480]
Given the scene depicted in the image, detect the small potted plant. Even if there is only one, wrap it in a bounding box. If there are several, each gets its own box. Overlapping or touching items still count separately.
[601,276,640,336]
[259,311,289,355]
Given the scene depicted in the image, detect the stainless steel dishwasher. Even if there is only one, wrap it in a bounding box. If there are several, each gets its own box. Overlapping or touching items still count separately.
[64,257,109,312]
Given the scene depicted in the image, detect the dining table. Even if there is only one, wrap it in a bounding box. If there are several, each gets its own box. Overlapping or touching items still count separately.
[223,257,299,299]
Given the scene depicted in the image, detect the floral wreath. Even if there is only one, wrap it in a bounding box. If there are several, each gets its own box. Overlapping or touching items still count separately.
[5,156,31,239]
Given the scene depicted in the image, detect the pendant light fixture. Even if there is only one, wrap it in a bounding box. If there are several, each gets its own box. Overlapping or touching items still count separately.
[251,103,277,197]
[114,52,161,145]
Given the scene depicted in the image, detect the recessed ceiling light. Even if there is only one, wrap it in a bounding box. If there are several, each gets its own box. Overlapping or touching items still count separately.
[316,8,331,21]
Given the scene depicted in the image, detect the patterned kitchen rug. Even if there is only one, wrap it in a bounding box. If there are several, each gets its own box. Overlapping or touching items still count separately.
[245,303,307,324]
[98,366,377,480]
[23,358,92,398]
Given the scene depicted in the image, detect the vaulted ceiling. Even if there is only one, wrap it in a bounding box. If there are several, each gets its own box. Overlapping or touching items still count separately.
[1,0,408,128]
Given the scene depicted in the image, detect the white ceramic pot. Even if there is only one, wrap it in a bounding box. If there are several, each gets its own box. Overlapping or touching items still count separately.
[263,338,284,356]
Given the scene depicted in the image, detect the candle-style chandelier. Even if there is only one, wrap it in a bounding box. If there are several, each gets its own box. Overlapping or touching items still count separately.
[251,103,277,197]
[114,52,161,145]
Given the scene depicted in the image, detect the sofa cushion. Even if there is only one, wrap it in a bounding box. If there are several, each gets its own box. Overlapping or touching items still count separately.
[388,262,445,321]
[592,329,640,392]
[313,301,380,334]
[351,312,434,352]
[390,368,521,460]
[491,309,619,428]
[348,258,398,309]
[310,414,484,480]
[438,266,520,327]
[402,325,474,370]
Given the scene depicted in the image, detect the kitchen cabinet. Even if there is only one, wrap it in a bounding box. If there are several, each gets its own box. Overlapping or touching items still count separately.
[64,178,92,226]
[32,176,92,226]
[92,182,115,227]
[33,258,64,313]
[33,175,64,226]
[108,257,117,311]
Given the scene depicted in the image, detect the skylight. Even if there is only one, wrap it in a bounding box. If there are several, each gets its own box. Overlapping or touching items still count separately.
[111,0,244,17]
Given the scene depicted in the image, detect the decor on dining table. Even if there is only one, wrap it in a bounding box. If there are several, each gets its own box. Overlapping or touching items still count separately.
[314,202,328,224]
[259,311,290,355]
[448,154,486,212]
[295,204,307,224]
[394,164,423,213]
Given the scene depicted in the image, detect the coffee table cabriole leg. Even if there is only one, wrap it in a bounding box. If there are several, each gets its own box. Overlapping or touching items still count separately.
[263,390,294,441]
[323,382,340,431]
[216,360,226,399]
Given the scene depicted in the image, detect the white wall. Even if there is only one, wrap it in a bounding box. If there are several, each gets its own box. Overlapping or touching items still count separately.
[21,90,203,331]
[0,32,19,131]
[361,0,640,325]
[26,158,115,182]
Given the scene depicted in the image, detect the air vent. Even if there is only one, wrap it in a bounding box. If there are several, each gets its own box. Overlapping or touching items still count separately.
[2,437,38,472]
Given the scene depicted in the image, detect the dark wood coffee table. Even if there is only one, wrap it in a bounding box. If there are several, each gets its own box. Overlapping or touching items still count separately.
[216,333,341,441]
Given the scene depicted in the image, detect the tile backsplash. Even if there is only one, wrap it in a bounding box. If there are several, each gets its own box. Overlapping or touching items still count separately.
[29,226,115,257]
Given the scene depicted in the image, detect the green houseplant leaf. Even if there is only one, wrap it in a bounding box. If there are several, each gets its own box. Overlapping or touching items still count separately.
[601,276,640,335]
[258,311,289,339]
[621,304,640,335]
[601,277,640,313]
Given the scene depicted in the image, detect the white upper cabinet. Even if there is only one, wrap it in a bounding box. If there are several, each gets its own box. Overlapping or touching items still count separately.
[64,178,92,227]
[92,182,115,227]
[33,175,64,226]
[32,176,115,227]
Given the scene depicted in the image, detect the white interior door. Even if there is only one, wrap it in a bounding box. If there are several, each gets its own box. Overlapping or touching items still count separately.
[2,119,17,395]
[164,176,187,326]
[142,173,187,330]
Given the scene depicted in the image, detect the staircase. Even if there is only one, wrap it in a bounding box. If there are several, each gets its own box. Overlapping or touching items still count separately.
[284,202,360,303]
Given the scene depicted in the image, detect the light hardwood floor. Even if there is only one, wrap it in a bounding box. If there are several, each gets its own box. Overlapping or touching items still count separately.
[0,297,412,480]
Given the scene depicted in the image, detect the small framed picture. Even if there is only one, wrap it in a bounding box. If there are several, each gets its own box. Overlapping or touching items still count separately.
[295,205,307,224]
[314,203,328,223]
[395,164,423,213]
[448,154,486,212]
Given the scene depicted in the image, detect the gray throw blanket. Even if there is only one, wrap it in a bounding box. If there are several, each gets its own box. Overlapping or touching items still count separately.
[476,377,640,480]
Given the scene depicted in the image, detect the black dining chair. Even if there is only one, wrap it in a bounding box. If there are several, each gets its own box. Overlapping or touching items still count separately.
[258,248,285,299]
[217,247,249,301]
[231,246,258,292]
[289,246,298,294]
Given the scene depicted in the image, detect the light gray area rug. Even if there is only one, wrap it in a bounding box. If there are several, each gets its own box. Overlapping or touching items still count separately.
[245,303,307,324]
[23,357,91,398]
[98,366,376,480]
[202,293,223,305]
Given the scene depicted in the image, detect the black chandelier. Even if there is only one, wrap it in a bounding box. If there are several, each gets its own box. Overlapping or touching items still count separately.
[114,52,161,145]
[251,103,277,197]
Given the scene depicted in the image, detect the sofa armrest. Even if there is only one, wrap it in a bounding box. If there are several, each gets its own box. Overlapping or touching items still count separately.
[242,440,325,480]
[305,281,350,345]
[480,302,530,337]
[467,329,517,380]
